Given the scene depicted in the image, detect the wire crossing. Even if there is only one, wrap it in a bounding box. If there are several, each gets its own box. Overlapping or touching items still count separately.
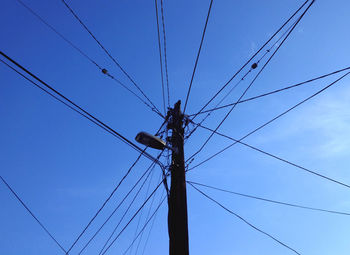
[189,183,302,255]
[77,152,163,255]
[61,0,163,117]
[0,52,169,254]
[193,121,350,190]
[189,66,350,116]
[0,176,66,253]
[124,164,157,255]
[141,190,166,255]
[100,179,165,255]
[14,0,100,70]
[122,195,166,255]
[190,0,312,121]
[188,71,350,175]
[14,0,162,117]
[3,0,347,254]
[185,19,300,140]
[97,160,159,255]
[0,51,163,164]
[187,0,315,163]
[132,173,164,255]
[188,181,350,216]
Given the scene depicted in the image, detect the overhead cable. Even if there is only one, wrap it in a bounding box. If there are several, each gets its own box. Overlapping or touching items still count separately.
[61,0,163,117]
[155,0,167,115]
[123,164,157,255]
[193,120,350,189]
[188,181,350,215]
[189,183,302,255]
[187,0,315,163]
[0,175,66,253]
[0,51,163,165]
[97,160,160,255]
[100,179,165,255]
[0,52,169,254]
[160,0,170,107]
[189,66,350,116]
[190,0,312,121]
[183,0,214,113]
[140,190,164,255]
[133,173,163,254]
[122,195,166,255]
[78,152,163,254]
[14,0,162,117]
[188,71,350,172]
[185,19,299,140]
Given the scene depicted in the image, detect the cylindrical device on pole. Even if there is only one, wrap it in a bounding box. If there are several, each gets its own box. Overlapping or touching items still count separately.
[167,100,189,255]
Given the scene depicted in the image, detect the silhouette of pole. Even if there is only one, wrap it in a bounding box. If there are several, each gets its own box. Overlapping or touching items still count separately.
[167,100,189,255]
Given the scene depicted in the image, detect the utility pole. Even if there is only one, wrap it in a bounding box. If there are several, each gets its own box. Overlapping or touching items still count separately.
[167,100,189,255]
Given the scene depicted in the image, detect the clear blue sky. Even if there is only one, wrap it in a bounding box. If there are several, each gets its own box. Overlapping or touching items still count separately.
[1,0,350,254]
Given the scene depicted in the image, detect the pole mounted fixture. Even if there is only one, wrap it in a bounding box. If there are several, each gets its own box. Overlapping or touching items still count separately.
[135,131,177,153]
[135,132,166,150]
[135,100,189,255]
[134,133,170,197]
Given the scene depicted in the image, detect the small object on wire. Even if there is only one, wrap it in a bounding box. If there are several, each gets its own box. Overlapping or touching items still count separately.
[102,68,108,74]
[251,63,258,69]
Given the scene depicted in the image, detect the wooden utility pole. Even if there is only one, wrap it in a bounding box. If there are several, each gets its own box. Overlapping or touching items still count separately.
[167,100,189,255]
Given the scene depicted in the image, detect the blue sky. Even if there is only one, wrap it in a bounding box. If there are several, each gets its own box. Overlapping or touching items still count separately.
[1,0,350,254]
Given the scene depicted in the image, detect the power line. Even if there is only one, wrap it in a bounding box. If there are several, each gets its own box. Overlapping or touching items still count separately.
[60,0,163,117]
[97,160,160,255]
[77,152,163,255]
[140,188,165,255]
[183,0,214,113]
[140,191,164,255]
[67,130,166,254]
[68,149,150,255]
[0,58,139,153]
[128,163,158,255]
[189,182,302,255]
[0,55,168,194]
[155,0,166,115]
[122,195,166,255]
[188,71,350,172]
[14,0,99,69]
[0,51,162,165]
[14,0,161,116]
[189,66,350,116]
[190,0,311,121]
[133,173,163,255]
[104,71,164,117]
[193,120,350,190]
[205,18,298,112]
[188,181,350,216]
[160,0,170,108]
[0,52,169,253]
[185,66,252,140]
[186,0,315,163]
[0,175,66,253]
[100,179,165,255]
[0,50,169,185]
[185,19,299,140]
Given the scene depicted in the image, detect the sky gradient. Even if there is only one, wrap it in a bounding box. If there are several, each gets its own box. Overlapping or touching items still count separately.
[1,0,350,254]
